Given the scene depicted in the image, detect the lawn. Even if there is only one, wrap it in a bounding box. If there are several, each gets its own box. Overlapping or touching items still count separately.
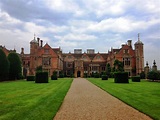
[0,78,73,120]
[87,78,160,120]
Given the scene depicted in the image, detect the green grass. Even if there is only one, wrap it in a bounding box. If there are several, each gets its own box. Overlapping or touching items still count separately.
[0,78,73,120]
[87,78,160,120]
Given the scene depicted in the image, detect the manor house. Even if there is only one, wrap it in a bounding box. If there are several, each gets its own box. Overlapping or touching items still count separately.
[1,35,144,77]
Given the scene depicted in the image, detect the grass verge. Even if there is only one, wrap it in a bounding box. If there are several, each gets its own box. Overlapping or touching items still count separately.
[87,78,160,120]
[0,78,73,120]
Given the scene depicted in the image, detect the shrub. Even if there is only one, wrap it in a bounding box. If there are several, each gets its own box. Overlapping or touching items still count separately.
[51,75,57,80]
[94,73,100,78]
[27,76,35,81]
[110,72,115,78]
[84,73,88,78]
[59,71,64,78]
[140,71,145,79]
[35,72,48,83]
[59,74,64,78]
[102,75,108,80]
[51,71,57,80]
[114,72,128,83]
[147,71,160,81]
[132,76,140,82]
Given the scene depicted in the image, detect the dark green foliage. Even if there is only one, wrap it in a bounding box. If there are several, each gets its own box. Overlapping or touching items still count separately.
[36,66,42,72]
[51,71,57,80]
[140,71,145,79]
[113,59,124,72]
[7,52,22,80]
[51,75,57,80]
[94,72,100,78]
[132,76,140,82]
[101,75,108,80]
[106,63,111,76]
[35,72,48,83]
[147,71,160,81]
[114,72,128,83]
[84,73,88,78]
[59,71,64,78]
[110,72,115,78]
[0,49,9,81]
[23,68,27,78]
[26,76,35,81]
[70,74,74,78]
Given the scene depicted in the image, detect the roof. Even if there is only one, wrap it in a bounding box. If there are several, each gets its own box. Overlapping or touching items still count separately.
[30,37,38,43]
[135,40,143,45]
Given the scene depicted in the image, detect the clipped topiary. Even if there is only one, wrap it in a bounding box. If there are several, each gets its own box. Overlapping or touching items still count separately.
[114,72,129,83]
[101,75,108,80]
[132,76,140,82]
[35,72,48,83]
[27,76,35,81]
[51,71,57,80]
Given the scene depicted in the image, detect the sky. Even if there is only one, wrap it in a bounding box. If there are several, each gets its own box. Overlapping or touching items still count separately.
[0,0,160,69]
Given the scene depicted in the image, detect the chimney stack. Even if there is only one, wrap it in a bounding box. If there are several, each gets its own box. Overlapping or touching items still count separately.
[21,47,24,54]
[127,40,132,47]
[40,40,43,47]
[37,37,40,46]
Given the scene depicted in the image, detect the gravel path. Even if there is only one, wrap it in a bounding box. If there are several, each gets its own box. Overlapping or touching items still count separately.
[54,78,152,120]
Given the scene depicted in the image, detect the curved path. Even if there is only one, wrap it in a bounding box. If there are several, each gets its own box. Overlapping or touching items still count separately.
[54,78,152,120]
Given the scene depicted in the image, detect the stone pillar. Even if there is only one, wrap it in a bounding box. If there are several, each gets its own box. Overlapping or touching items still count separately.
[152,60,157,71]
[144,61,149,79]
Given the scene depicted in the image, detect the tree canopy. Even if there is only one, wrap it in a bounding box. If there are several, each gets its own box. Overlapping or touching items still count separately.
[7,52,22,80]
[0,49,9,81]
[113,59,124,72]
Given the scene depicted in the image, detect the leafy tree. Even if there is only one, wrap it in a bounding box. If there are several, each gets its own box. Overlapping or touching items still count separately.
[113,59,124,72]
[7,52,22,80]
[140,71,145,79]
[36,65,42,72]
[0,49,9,81]
[106,63,111,75]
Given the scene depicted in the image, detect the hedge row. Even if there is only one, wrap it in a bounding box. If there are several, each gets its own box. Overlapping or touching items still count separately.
[102,75,108,80]
[27,76,35,81]
[132,76,140,82]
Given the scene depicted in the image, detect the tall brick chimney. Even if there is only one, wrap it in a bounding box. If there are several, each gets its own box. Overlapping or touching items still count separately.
[40,40,43,47]
[127,40,132,47]
[37,37,40,46]
[21,47,24,54]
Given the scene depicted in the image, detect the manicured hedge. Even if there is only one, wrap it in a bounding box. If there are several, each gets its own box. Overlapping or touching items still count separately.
[35,72,48,83]
[51,75,57,80]
[132,76,140,82]
[26,75,35,81]
[94,73,100,78]
[102,75,108,80]
[114,72,128,83]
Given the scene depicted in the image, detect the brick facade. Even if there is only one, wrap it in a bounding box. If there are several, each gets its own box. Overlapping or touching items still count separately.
[1,36,144,77]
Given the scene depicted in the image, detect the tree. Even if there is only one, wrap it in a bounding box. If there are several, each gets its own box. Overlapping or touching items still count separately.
[36,65,42,72]
[113,59,124,72]
[7,52,22,80]
[0,49,9,81]
[106,63,111,76]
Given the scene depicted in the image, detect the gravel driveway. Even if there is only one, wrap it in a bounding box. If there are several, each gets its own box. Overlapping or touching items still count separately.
[54,78,152,120]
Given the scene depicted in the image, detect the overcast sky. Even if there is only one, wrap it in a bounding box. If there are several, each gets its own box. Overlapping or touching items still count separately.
[0,0,160,69]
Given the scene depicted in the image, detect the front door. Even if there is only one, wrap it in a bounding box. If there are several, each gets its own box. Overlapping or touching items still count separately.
[77,71,81,77]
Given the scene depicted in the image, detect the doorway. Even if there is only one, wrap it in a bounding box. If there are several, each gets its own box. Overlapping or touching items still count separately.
[77,71,81,77]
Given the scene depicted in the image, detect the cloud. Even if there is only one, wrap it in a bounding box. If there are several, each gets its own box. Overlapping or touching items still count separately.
[0,0,160,69]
